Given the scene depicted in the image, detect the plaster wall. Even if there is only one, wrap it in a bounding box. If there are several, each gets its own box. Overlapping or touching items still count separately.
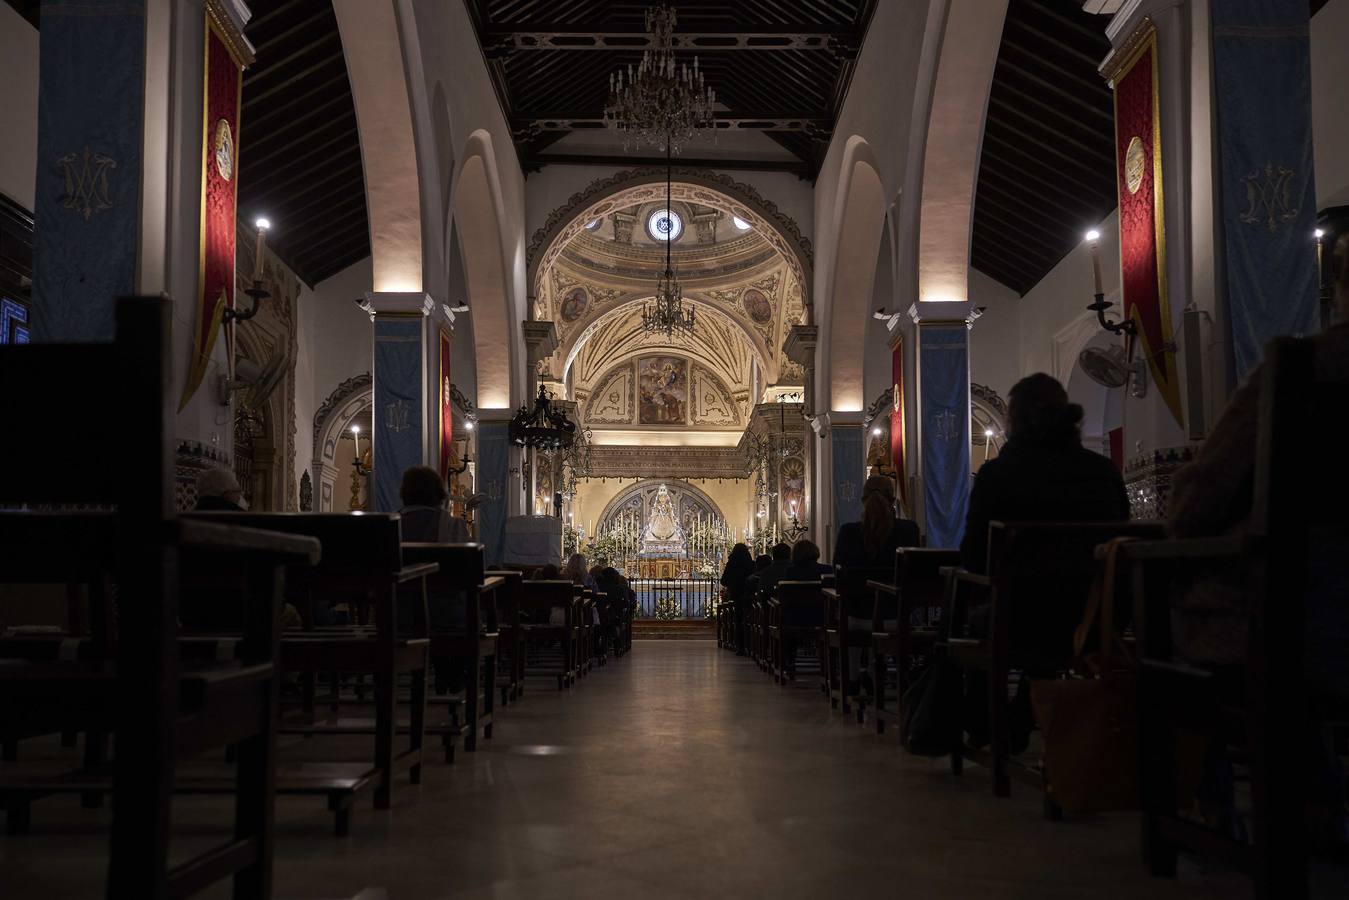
[0,3,38,212]
[306,257,376,415]
[967,267,1021,400]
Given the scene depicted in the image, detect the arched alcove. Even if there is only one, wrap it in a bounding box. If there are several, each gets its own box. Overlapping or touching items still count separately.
[452,133,516,410]
[826,139,888,412]
[312,373,372,511]
[595,479,728,536]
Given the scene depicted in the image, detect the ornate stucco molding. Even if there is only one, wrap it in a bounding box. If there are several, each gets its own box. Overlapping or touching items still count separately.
[528,168,813,307]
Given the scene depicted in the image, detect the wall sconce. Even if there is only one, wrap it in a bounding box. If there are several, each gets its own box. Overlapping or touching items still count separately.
[225,218,272,324]
[1084,229,1136,336]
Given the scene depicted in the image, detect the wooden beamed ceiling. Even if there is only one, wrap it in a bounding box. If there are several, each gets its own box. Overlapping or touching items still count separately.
[468,0,879,179]
[238,0,367,287]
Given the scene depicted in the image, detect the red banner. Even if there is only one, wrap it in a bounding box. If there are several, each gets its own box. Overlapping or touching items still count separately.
[180,19,244,409]
[890,340,908,512]
[1112,25,1182,426]
[439,329,454,481]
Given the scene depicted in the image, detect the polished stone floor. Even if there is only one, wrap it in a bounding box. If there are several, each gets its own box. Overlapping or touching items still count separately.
[0,641,1329,898]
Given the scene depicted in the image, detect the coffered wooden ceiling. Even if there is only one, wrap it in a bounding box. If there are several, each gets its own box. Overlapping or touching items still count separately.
[467,0,879,179]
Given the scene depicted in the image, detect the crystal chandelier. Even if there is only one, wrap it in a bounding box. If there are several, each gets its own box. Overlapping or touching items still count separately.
[604,3,715,153]
[642,147,696,337]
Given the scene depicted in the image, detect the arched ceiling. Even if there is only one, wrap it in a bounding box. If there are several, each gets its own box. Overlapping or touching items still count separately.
[539,186,807,428]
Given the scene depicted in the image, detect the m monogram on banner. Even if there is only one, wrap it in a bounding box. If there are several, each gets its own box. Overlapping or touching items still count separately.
[57,147,116,220]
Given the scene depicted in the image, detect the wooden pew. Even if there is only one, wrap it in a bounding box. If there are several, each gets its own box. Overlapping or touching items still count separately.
[401,543,503,753]
[868,548,962,738]
[0,295,319,898]
[767,581,826,686]
[517,580,577,689]
[941,520,1164,799]
[184,512,434,815]
[1121,337,1347,898]
[486,569,524,704]
[822,567,891,718]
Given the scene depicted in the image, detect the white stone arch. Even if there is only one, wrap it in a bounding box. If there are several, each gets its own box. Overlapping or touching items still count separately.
[451,130,518,410]
[561,295,773,390]
[913,0,1008,304]
[825,136,888,413]
[528,170,813,313]
[332,0,424,293]
[311,374,372,511]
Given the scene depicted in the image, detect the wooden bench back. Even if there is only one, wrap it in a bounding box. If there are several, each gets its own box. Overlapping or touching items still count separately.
[986,520,1164,663]
[518,580,575,624]
[830,565,891,622]
[775,580,824,627]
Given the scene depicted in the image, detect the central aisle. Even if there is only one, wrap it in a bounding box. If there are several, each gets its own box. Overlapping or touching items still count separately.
[259,641,1212,898]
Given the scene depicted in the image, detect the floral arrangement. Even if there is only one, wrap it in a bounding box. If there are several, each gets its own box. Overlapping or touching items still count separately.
[654,595,681,620]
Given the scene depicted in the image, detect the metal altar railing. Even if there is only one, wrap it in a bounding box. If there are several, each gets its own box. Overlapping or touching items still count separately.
[630,576,718,619]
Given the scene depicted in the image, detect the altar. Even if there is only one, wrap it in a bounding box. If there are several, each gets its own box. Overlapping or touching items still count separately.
[637,557,691,579]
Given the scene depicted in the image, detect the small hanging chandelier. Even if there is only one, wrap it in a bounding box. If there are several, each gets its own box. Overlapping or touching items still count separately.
[642,145,696,338]
[604,3,715,154]
[508,385,577,450]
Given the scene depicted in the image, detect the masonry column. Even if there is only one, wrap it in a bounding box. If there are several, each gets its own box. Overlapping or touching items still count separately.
[909,302,975,550]
[782,323,821,543]
[363,291,433,512]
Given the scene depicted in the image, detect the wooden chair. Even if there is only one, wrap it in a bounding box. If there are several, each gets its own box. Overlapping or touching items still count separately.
[401,543,504,753]
[0,296,319,899]
[768,581,826,686]
[185,512,434,814]
[868,549,961,738]
[486,569,524,704]
[517,580,577,689]
[1121,337,1347,898]
[822,567,891,718]
[941,520,1164,798]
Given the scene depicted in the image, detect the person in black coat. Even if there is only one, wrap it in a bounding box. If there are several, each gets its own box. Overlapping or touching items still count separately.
[960,373,1129,573]
[194,467,246,511]
[956,373,1129,752]
[720,543,755,653]
[834,475,920,570]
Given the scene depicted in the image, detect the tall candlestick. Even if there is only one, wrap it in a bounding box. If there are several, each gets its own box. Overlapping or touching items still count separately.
[253,218,270,282]
[1086,229,1103,295]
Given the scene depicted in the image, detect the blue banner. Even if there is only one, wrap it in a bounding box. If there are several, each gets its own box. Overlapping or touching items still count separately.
[919,325,970,549]
[33,0,146,342]
[831,425,863,547]
[1212,0,1319,376]
[373,318,424,513]
[476,422,509,566]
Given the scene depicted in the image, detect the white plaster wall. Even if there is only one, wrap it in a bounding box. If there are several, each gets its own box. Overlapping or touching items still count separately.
[1312,0,1349,206]
[0,3,38,211]
[967,267,1021,399]
[307,257,375,411]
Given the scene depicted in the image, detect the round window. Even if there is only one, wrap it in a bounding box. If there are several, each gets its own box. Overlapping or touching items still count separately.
[647,208,683,242]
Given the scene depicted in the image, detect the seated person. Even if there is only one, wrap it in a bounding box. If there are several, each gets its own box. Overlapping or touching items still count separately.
[780,539,824,628]
[956,374,1128,750]
[745,544,791,602]
[834,475,920,569]
[784,539,823,582]
[399,465,469,544]
[960,375,1128,574]
[195,466,247,511]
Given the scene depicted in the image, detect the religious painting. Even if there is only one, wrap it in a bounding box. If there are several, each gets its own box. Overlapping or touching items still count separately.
[741,287,772,324]
[559,286,589,322]
[638,356,687,425]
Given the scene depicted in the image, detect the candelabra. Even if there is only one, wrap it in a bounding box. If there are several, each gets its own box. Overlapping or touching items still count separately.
[1087,292,1137,337]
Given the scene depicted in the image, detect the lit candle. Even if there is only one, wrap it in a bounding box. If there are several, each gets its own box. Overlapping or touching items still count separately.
[351,424,361,459]
[253,218,270,282]
[1085,229,1103,296]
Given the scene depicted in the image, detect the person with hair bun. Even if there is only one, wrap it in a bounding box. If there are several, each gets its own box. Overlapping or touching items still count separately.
[960,373,1129,572]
